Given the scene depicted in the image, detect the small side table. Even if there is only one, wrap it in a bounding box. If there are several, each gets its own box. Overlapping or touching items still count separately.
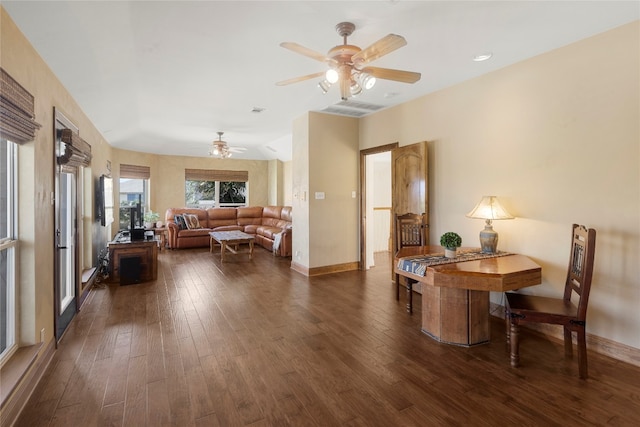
[151,227,168,250]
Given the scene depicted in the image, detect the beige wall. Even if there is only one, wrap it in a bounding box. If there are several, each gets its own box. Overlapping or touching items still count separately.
[309,113,360,267]
[360,21,640,349]
[293,112,360,269]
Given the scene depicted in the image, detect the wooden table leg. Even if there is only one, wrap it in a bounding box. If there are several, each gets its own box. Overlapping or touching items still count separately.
[220,242,226,262]
[249,240,254,260]
[210,236,214,253]
[406,279,413,314]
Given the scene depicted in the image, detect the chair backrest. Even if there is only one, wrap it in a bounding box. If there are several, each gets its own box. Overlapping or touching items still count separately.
[395,213,427,252]
[563,224,597,321]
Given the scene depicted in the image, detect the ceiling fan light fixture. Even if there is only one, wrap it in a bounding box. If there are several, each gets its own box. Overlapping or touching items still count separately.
[360,73,376,90]
[318,79,332,94]
[350,80,362,96]
[325,68,339,84]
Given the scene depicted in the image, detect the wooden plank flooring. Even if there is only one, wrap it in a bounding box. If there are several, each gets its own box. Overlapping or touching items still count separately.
[14,248,640,426]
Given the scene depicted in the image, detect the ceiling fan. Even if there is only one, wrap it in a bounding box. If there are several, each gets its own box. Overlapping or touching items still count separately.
[209,132,246,159]
[277,22,421,101]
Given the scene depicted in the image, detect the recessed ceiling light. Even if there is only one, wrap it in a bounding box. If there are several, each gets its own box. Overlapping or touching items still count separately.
[473,53,493,62]
[251,107,265,113]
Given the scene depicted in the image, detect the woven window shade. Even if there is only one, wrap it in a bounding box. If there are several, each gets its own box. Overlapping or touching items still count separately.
[58,129,92,167]
[185,168,248,182]
[120,164,150,179]
[0,68,42,144]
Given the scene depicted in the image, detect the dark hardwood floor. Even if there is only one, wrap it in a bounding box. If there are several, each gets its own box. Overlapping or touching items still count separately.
[15,248,640,426]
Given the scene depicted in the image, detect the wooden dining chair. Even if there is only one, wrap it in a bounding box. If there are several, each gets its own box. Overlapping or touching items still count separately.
[394,212,428,313]
[505,224,596,379]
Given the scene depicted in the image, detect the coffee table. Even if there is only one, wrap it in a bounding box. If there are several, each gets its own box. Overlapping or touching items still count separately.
[209,230,255,262]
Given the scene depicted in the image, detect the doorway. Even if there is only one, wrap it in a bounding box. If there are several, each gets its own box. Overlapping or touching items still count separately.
[360,143,397,270]
[53,109,82,341]
[360,141,429,274]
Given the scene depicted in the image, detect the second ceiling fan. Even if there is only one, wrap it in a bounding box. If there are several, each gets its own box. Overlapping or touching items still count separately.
[209,132,246,159]
[277,22,421,101]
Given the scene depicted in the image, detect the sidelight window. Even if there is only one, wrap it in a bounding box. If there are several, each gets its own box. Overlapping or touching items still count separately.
[0,139,17,366]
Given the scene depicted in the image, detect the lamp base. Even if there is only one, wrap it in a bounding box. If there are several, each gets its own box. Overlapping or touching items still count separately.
[479,222,498,254]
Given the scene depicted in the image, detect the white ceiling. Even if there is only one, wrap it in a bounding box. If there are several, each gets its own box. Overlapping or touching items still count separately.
[3,1,638,162]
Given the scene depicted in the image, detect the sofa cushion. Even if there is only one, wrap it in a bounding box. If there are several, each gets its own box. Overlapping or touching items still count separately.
[237,206,264,227]
[281,206,292,222]
[205,207,238,229]
[243,224,259,234]
[177,228,211,238]
[212,225,242,232]
[262,206,283,227]
[257,225,283,240]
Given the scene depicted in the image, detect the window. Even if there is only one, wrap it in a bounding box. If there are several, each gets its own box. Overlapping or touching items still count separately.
[184,169,248,208]
[185,181,247,208]
[119,164,150,230]
[1,139,17,365]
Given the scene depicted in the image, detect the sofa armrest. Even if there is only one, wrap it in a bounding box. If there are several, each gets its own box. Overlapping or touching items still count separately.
[167,222,179,249]
[278,228,292,257]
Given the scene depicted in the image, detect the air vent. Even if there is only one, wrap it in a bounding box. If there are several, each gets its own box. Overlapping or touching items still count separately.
[336,100,384,112]
[320,100,385,118]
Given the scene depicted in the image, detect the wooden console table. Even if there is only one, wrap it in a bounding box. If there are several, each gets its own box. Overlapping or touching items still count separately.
[395,246,541,346]
[108,232,158,284]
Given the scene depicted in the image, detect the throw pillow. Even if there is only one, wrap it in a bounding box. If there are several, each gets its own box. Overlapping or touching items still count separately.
[174,214,187,230]
[184,213,202,230]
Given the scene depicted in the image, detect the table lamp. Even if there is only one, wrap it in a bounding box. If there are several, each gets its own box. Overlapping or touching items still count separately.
[466,196,514,253]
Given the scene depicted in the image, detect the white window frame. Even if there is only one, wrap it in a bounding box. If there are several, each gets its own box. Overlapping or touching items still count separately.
[0,139,18,367]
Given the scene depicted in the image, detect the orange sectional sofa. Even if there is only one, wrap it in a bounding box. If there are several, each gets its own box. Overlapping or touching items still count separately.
[165,206,292,256]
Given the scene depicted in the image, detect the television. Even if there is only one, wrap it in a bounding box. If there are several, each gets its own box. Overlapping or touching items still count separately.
[98,174,114,226]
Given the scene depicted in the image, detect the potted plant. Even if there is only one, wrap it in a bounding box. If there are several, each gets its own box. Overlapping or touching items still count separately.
[440,232,462,258]
[143,211,160,229]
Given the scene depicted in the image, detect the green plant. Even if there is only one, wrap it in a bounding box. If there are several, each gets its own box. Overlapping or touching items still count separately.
[144,211,160,223]
[440,232,462,249]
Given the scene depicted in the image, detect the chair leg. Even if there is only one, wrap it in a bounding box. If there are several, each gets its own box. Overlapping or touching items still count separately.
[395,273,400,301]
[577,328,588,379]
[564,326,573,357]
[505,309,511,346]
[406,280,413,314]
[509,320,520,368]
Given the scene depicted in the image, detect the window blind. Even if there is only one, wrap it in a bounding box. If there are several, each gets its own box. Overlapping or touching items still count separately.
[58,129,92,167]
[120,164,150,179]
[0,68,42,144]
[185,168,248,182]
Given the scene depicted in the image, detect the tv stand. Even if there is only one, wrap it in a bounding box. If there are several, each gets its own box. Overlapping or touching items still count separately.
[108,231,158,284]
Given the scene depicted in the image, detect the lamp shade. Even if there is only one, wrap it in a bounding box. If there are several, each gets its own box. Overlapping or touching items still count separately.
[466,196,514,221]
[466,196,514,254]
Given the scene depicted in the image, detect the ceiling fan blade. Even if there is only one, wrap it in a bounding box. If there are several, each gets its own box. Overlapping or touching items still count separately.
[280,42,330,63]
[351,34,407,65]
[276,71,325,86]
[361,66,421,84]
[228,147,247,152]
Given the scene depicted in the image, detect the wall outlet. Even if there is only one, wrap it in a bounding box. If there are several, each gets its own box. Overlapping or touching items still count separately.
[40,328,45,342]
